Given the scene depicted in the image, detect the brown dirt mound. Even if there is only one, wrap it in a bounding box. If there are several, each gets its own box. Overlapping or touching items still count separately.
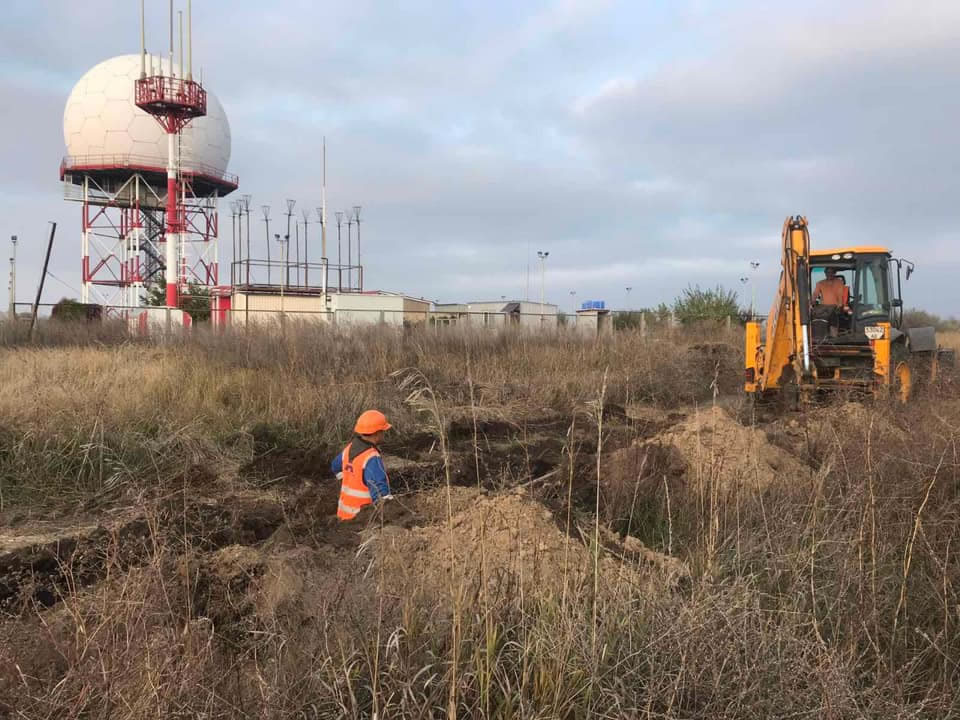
[650,406,811,493]
[366,487,689,599]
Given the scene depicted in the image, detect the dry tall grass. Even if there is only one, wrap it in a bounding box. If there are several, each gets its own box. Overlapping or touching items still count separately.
[1,322,958,718]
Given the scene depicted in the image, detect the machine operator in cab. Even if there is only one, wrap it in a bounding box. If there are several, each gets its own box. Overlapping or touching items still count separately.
[331,410,393,521]
[813,267,850,312]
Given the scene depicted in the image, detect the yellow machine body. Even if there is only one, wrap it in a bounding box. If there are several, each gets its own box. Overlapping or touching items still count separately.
[745,216,904,401]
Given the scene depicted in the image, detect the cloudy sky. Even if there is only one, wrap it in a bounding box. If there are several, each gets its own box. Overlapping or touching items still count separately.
[3,0,960,313]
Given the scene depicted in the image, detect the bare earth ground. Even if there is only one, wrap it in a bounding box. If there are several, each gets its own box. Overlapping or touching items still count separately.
[1,327,959,717]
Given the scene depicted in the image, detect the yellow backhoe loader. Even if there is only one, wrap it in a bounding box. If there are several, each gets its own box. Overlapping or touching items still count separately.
[745,216,953,404]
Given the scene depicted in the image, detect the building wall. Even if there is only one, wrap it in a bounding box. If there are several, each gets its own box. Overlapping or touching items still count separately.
[231,292,331,324]
[575,309,613,338]
[329,293,406,325]
[464,301,558,329]
[402,297,430,325]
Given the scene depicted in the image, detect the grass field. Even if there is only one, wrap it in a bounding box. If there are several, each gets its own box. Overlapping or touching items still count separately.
[1,322,959,718]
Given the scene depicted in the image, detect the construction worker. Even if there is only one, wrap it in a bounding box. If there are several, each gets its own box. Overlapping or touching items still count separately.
[813,267,849,309]
[331,410,393,521]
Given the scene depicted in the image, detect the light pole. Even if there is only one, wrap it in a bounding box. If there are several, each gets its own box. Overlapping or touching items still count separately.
[749,261,759,320]
[570,289,576,314]
[537,250,549,325]
[625,286,632,310]
[262,205,271,285]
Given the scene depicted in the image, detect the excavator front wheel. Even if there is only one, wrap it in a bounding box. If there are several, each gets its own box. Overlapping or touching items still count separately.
[894,361,912,404]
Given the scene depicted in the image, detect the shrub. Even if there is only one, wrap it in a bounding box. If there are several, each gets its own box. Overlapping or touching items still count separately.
[673,284,740,324]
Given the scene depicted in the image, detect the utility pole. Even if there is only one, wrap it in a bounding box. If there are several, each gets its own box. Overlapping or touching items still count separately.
[8,235,16,319]
[262,205,271,285]
[30,223,56,338]
[537,250,549,326]
[353,206,362,290]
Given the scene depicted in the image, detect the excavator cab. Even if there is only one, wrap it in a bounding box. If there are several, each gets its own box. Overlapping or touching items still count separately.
[808,250,900,342]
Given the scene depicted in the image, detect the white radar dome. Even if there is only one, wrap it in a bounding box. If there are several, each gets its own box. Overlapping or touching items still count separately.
[63,54,231,176]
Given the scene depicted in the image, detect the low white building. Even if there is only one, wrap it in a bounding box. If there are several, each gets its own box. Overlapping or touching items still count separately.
[214,289,430,327]
[434,300,558,329]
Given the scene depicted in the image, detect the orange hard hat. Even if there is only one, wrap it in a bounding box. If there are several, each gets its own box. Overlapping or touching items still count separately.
[354,410,392,435]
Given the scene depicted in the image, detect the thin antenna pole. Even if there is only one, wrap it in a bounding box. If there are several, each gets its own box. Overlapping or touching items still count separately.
[139,0,146,78]
[526,238,530,301]
[347,215,353,289]
[353,205,362,291]
[321,137,327,260]
[294,220,300,287]
[262,206,271,286]
[169,0,175,78]
[8,235,16,319]
[302,209,310,287]
[243,195,252,286]
[187,0,193,81]
[178,11,183,78]
[335,211,343,291]
[285,200,295,287]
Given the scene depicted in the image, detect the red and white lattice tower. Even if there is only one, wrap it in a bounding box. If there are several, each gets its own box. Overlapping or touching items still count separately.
[60,4,236,314]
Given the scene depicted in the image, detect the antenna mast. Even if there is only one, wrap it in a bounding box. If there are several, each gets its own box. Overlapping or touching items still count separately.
[321,137,327,260]
[139,0,146,79]
[7,235,15,319]
[187,0,193,80]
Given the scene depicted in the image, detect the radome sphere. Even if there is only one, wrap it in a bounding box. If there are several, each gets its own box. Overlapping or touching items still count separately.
[63,54,231,175]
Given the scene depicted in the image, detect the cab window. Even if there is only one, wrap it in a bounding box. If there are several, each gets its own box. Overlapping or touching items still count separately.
[854,258,889,317]
[810,266,853,295]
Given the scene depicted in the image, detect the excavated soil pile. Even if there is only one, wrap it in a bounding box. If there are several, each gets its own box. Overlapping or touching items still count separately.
[645,406,811,493]
[367,487,689,602]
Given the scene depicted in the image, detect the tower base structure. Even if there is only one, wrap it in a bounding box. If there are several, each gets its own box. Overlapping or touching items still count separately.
[61,158,235,315]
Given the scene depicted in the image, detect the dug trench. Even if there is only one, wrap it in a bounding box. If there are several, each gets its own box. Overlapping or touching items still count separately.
[0,404,800,621]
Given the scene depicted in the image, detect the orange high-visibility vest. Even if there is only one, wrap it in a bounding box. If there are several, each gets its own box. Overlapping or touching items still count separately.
[337,443,380,520]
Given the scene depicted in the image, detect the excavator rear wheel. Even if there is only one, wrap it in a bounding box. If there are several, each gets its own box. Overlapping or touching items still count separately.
[894,361,912,404]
